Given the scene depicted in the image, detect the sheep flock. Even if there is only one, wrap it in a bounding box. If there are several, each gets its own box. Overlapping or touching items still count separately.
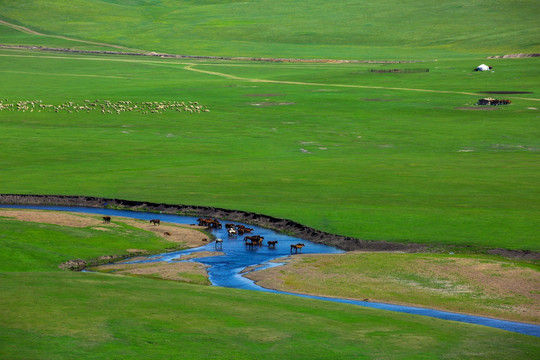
[0,99,209,114]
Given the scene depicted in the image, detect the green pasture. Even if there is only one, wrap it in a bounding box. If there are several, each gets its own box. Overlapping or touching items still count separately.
[0,2,539,357]
[252,252,540,324]
[0,49,538,251]
[1,0,539,59]
[0,214,186,272]
[0,218,538,359]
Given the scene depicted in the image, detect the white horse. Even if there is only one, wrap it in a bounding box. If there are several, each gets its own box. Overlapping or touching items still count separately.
[215,238,223,249]
[227,228,237,236]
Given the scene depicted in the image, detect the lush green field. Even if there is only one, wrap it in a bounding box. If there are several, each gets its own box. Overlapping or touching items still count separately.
[0,216,538,359]
[0,49,538,250]
[1,0,539,59]
[0,213,188,272]
[1,2,539,357]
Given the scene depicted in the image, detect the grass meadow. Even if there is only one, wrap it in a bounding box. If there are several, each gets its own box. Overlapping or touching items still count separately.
[0,215,539,359]
[0,1,539,357]
[0,49,538,250]
[247,252,540,324]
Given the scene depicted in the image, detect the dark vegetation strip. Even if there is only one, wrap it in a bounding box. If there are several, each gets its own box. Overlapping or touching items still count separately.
[2,194,539,261]
[0,44,425,63]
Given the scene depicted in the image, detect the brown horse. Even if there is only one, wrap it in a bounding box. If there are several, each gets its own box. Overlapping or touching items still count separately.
[244,235,264,246]
[238,227,254,235]
[102,216,111,224]
[150,219,160,226]
[290,243,305,254]
[267,240,278,248]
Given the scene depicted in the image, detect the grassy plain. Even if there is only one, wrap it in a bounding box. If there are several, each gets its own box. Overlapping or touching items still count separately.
[0,213,539,359]
[1,0,539,59]
[0,211,191,272]
[0,49,538,250]
[246,252,540,324]
[0,2,539,357]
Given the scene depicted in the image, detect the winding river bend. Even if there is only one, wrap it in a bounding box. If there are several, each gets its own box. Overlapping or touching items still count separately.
[4,204,540,337]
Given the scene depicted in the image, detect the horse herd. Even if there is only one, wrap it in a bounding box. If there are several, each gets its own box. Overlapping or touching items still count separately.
[101,216,305,254]
[199,218,305,253]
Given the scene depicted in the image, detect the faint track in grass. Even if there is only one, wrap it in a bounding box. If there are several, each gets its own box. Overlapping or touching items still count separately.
[183,64,540,101]
[0,45,538,102]
[0,20,143,52]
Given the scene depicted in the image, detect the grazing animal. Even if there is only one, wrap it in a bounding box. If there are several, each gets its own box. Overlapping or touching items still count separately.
[215,238,223,249]
[244,235,264,245]
[150,219,160,226]
[197,218,221,229]
[267,240,278,248]
[164,231,171,236]
[238,227,254,235]
[290,243,305,254]
[102,216,111,224]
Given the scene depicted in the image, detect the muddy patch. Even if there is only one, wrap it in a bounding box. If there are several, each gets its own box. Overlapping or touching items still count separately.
[455,107,499,111]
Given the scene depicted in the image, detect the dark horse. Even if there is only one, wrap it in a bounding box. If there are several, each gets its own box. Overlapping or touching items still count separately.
[267,240,278,248]
[150,219,160,225]
[102,216,111,224]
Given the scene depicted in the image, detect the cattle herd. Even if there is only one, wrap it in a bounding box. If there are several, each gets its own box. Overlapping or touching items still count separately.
[0,99,209,114]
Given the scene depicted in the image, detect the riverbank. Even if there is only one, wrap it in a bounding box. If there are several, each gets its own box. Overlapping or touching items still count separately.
[244,252,540,325]
[0,208,213,277]
[4,194,538,261]
[2,206,540,337]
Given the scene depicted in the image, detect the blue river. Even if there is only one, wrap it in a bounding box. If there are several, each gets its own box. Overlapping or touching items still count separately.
[3,204,539,337]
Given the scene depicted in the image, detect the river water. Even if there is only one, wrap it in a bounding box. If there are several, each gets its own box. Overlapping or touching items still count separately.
[3,204,539,337]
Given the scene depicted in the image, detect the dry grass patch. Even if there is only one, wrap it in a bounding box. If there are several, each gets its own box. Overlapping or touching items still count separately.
[119,218,208,248]
[173,251,224,261]
[90,261,210,285]
[0,209,210,251]
[0,209,110,227]
[245,252,540,324]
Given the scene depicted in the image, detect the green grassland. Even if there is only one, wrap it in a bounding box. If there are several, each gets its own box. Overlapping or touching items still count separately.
[0,217,539,359]
[0,2,539,357]
[0,214,186,272]
[248,252,540,324]
[1,0,539,59]
[0,49,538,250]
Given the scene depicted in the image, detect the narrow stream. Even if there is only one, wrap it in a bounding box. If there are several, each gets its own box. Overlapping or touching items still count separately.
[3,204,539,337]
